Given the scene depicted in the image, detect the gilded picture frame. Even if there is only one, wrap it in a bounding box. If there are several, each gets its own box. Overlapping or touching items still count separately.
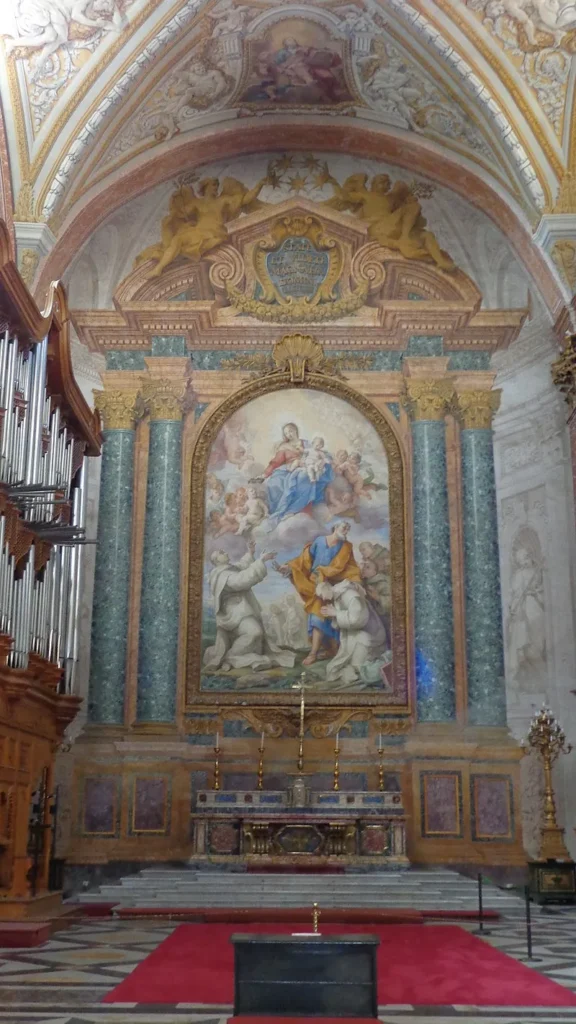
[185,370,411,714]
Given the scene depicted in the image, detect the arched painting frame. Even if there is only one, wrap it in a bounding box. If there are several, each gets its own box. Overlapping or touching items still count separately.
[186,371,411,713]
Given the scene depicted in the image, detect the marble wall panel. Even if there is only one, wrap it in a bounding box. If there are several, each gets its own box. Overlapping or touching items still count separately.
[129,776,170,834]
[81,776,120,836]
[471,774,513,841]
[420,771,462,838]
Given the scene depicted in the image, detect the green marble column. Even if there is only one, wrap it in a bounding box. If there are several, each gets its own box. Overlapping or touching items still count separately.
[136,380,184,723]
[456,390,506,726]
[88,391,140,724]
[406,380,456,722]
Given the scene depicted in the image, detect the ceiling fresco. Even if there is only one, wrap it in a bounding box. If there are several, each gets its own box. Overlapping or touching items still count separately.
[0,0,573,235]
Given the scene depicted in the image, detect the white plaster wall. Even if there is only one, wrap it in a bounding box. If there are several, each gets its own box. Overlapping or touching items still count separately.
[493,318,576,859]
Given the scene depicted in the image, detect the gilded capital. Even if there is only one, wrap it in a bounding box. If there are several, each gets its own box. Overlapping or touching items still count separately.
[94,389,142,430]
[403,379,454,421]
[552,333,576,410]
[141,377,186,420]
[454,389,501,429]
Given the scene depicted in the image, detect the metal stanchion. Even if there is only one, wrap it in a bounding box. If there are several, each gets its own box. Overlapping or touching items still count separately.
[520,885,542,962]
[472,872,491,935]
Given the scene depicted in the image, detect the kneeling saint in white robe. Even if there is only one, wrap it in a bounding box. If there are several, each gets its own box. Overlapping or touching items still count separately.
[321,579,388,687]
[204,550,295,672]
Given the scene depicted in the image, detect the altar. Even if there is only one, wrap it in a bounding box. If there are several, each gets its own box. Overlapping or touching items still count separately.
[191,786,408,865]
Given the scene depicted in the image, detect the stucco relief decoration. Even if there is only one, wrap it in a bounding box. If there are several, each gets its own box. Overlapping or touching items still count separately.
[97,3,496,176]
[465,0,574,133]
[132,157,458,324]
[1,0,136,130]
[506,526,547,690]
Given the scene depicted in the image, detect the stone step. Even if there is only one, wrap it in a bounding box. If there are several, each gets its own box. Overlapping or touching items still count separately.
[75,867,522,912]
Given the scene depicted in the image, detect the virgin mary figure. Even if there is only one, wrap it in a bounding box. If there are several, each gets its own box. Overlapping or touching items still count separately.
[254,422,334,522]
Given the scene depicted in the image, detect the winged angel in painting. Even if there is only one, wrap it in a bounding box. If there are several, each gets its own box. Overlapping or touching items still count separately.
[135,174,269,277]
[201,390,393,694]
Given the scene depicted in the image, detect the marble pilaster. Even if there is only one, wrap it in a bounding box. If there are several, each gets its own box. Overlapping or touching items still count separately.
[136,378,185,723]
[456,390,506,726]
[88,391,141,724]
[405,379,456,722]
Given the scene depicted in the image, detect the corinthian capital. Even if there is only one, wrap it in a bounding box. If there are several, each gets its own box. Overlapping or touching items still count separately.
[454,389,501,429]
[94,389,142,430]
[141,377,186,421]
[403,379,454,421]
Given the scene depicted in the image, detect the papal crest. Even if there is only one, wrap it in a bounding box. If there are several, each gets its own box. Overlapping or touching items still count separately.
[228,214,367,322]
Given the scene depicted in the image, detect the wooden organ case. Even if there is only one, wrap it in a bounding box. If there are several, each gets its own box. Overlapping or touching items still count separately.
[0,221,100,918]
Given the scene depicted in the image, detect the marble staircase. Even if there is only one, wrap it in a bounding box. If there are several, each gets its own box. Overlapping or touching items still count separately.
[76,868,524,913]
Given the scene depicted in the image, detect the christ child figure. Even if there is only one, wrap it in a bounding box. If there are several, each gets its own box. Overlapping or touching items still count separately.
[302,436,329,482]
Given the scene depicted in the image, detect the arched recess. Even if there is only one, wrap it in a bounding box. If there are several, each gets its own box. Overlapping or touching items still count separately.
[37,123,566,319]
[185,368,411,716]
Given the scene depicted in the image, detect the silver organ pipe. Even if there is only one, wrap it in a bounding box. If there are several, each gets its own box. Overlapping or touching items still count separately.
[0,327,91,685]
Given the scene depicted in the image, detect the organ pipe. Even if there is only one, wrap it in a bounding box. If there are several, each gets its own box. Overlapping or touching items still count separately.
[0,326,91,684]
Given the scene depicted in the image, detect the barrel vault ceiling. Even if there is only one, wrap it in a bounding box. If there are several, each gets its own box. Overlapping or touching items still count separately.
[0,0,575,244]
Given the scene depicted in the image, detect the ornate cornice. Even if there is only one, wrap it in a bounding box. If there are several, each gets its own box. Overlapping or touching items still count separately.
[94,389,142,430]
[454,388,501,429]
[402,379,454,420]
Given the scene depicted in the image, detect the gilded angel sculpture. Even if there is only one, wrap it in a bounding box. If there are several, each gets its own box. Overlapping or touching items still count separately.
[135,175,269,277]
[323,170,455,272]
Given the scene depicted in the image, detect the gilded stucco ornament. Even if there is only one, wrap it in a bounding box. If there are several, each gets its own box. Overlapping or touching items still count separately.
[14,182,36,222]
[402,379,454,420]
[94,389,143,430]
[140,377,187,421]
[18,249,39,287]
[551,240,576,290]
[552,332,576,409]
[454,389,501,429]
[552,172,576,213]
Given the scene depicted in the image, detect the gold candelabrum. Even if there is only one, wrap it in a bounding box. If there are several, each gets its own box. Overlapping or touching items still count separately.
[333,732,340,792]
[213,732,221,792]
[524,706,572,861]
[312,902,320,933]
[377,734,385,792]
[257,732,265,791]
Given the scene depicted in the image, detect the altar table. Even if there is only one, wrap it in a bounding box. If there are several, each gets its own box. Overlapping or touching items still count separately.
[192,788,408,865]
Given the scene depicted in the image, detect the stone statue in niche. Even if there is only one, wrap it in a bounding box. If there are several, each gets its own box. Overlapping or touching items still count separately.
[506,527,547,690]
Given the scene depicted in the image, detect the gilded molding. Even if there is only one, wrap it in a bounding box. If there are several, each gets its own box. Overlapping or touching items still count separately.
[186,366,410,712]
[94,389,142,430]
[141,377,186,421]
[403,379,454,420]
[453,389,501,429]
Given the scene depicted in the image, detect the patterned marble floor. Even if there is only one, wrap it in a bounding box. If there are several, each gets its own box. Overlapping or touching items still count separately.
[2,908,576,1024]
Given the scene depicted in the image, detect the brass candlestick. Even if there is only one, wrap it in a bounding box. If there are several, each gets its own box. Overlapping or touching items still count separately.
[213,744,221,792]
[524,705,572,860]
[257,739,265,791]
[377,737,385,792]
[293,672,306,773]
[333,732,340,792]
[312,902,320,933]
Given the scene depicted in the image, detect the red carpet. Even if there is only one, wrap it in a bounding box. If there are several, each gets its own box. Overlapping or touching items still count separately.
[104,923,576,1007]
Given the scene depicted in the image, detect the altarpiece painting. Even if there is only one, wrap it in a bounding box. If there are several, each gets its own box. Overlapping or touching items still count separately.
[187,379,408,708]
